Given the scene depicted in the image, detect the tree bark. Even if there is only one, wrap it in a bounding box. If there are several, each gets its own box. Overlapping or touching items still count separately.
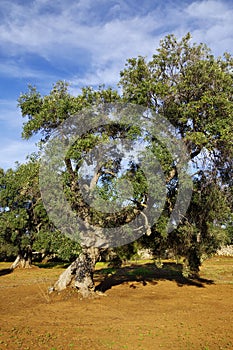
[10,246,32,270]
[52,247,100,297]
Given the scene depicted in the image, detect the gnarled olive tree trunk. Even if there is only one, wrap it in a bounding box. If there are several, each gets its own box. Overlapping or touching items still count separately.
[10,246,32,270]
[52,246,100,297]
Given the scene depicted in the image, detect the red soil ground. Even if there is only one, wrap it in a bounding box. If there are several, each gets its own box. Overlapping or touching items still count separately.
[0,257,232,350]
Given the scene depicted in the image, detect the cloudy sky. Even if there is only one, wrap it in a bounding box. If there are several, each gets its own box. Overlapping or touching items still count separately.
[0,0,233,169]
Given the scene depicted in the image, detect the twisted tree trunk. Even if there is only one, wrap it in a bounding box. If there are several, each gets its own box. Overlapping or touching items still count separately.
[10,246,32,270]
[52,247,100,297]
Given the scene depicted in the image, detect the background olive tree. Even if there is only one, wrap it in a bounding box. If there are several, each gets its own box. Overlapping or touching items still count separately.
[0,159,81,266]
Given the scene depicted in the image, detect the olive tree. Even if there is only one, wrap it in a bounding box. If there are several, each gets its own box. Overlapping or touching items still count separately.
[17,33,233,296]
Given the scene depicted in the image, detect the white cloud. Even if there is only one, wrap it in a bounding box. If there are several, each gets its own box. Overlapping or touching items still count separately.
[69,65,122,90]
[0,1,231,49]
[0,101,37,169]
[185,0,230,19]
[0,100,22,128]
[0,0,233,169]
[0,0,232,85]
[0,2,158,59]
[184,0,233,54]
[0,1,162,89]
[0,61,48,79]
[0,100,40,169]
[0,139,39,170]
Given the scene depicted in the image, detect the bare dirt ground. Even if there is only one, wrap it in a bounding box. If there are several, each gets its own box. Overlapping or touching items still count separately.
[0,257,232,350]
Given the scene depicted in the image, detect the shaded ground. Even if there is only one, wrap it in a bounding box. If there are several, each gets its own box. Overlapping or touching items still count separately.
[0,257,232,350]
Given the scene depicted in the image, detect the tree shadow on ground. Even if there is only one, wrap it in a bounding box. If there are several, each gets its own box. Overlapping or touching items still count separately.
[34,262,70,269]
[0,262,69,275]
[95,262,214,293]
[0,268,13,276]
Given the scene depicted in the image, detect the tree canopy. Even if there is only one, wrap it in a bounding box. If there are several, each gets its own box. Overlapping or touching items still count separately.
[0,159,81,265]
[119,32,233,270]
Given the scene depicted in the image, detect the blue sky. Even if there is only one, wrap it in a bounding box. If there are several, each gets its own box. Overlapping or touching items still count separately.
[0,0,233,169]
